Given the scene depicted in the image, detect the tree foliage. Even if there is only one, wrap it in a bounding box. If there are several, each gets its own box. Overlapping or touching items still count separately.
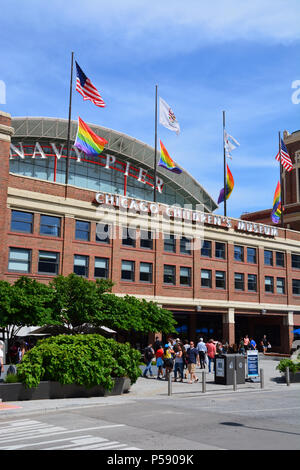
[0,274,177,341]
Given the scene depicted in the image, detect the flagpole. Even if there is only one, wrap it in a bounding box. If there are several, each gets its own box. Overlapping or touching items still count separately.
[153,85,158,300]
[223,110,227,217]
[154,85,158,203]
[65,51,74,195]
[279,131,284,228]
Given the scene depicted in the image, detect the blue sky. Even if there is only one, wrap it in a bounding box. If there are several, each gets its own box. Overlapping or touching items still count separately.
[1,0,300,218]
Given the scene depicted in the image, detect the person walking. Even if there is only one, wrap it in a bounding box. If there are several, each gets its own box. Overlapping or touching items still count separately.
[173,344,184,382]
[143,343,155,378]
[196,337,207,369]
[206,339,216,374]
[153,336,163,353]
[163,344,174,381]
[250,337,257,350]
[238,337,245,355]
[243,335,250,351]
[155,345,164,380]
[261,335,268,353]
[186,341,199,384]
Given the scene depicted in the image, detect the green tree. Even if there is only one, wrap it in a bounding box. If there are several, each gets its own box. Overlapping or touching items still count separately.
[0,277,55,361]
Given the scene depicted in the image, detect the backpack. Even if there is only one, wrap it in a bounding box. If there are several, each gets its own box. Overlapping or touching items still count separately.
[144,347,154,362]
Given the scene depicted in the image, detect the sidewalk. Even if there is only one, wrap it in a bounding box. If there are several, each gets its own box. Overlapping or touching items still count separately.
[0,357,298,418]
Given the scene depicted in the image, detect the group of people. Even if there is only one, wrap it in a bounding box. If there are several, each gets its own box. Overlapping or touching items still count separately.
[143,336,219,384]
[143,333,272,383]
[238,335,271,354]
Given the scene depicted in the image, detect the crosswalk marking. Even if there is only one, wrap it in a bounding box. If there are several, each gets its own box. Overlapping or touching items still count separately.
[0,418,140,450]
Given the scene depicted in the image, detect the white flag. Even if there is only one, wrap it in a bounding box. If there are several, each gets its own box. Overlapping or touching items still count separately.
[224,130,240,159]
[159,97,180,135]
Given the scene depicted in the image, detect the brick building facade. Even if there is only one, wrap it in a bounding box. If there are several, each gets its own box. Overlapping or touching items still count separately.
[1,111,300,353]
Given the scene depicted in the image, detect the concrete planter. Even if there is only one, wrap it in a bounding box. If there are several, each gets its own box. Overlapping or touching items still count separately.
[285,371,300,383]
[0,377,130,402]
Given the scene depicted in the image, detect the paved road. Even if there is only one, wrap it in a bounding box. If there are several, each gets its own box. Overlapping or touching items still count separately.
[0,358,299,451]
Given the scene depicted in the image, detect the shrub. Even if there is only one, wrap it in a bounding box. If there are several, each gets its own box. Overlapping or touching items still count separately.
[276,358,300,374]
[17,334,141,390]
[4,373,20,383]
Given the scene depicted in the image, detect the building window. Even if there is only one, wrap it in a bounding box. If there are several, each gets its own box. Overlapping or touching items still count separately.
[234,245,244,262]
[94,257,109,279]
[121,260,135,281]
[292,253,300,269]
[276,277,285,295]
[122,227,136,247]
[38,251,59,275]
[8,248,31,273]
[201,240,212,258]
[96,223,111,244]
[248,274,257,292]
[264,250,273,266]
[247,247,257,264]
[215,242,226,259]
[265,276,274,293]
[164,265,176,285]
[139,262,153,283]
[201,269,212,288]
[180,237,192,255]
[234,273,244,291]
[11,210,33,234]
[180,267,191,286]
[292,279,300,295]
[276,251,285,267]
[164,234,176,253]
[73,255,89,277]
[40,215,61,237]
[216,271,226,289]
[140,230,153,250]
[75,220,90,241]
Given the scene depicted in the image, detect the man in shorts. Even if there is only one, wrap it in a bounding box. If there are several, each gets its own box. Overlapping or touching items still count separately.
[186,341,199,383]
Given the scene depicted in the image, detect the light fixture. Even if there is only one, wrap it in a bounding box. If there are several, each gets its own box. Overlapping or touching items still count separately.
[261,309,267,315]
[196,305,202,312]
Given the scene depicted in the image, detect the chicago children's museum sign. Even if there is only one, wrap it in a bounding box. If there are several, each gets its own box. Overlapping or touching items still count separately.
[95,192,279,238]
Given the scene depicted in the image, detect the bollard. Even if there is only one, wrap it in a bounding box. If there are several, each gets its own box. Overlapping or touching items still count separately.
[233,368,237,391]
[202,371,206,393]
[260,368,264,389]
[168,373,172,396]
[286,367,290,386]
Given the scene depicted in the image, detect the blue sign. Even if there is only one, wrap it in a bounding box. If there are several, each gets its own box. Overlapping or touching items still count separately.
[247,350,259,377]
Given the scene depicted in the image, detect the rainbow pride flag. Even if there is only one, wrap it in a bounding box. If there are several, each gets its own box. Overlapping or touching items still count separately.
[271,181,281,224]
[217,164,234,204]
[158,140,182,174]
[74,117,108,156]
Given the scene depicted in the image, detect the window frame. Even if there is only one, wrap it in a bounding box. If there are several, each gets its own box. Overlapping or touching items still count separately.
[94,257,109,279]
[139,262,153,283]
[40,214,61,238]
[73,254,89,277]
[8,247,31,273]
[201,269,212,288]
[38,250,60,275]
[163,264,176,285]
[121,260,135,282]
[234,272,245,291]
[234,245,244,263]
[75,220,91,242]
[11,210,33,234]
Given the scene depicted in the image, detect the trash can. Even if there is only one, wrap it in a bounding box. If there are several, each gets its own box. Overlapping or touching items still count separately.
[215,354,245,385]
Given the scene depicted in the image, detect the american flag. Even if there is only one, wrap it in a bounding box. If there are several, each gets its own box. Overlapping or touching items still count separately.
[275,138,293,172]
[75,61,106,108]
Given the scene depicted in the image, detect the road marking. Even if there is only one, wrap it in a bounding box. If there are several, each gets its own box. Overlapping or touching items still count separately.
[0,419,138,450]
